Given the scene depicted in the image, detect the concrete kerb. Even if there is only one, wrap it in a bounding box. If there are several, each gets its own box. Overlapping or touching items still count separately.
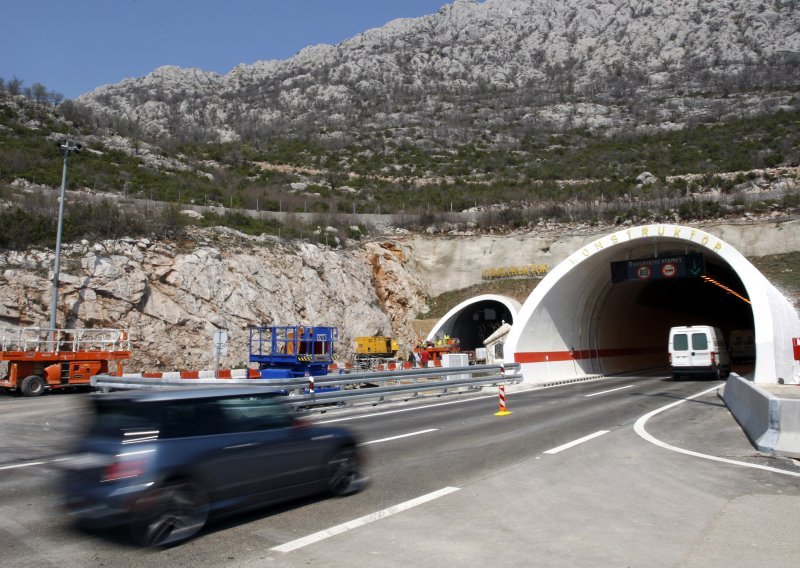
[720,373,800,459]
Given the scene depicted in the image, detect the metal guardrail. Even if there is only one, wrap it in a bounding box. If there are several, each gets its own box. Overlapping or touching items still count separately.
[91,363,522,412]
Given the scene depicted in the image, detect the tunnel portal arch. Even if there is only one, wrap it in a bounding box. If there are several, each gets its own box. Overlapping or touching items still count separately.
[504,224,800,385]
[426,295,521,352]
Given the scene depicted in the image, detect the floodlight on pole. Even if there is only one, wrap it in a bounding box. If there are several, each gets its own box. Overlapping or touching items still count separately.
[49,140,81,332]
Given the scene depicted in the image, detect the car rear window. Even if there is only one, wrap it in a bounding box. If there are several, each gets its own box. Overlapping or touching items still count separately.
[673,333,688,351]
[691,333,709,350]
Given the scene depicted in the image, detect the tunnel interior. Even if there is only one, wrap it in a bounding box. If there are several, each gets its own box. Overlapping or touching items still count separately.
[435,300,515,351]
[622,256,754,341]
[592,246,755,374]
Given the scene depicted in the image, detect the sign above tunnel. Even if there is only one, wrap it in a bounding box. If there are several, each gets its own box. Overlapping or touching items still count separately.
[610,253,706,283]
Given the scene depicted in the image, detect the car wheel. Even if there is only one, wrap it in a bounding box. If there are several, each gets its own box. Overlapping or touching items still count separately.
[326,447,363,497]
[20,375,45,397]
[130,482,208,547]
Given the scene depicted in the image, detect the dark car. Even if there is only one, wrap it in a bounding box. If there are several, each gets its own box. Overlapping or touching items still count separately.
[60,387,367,547]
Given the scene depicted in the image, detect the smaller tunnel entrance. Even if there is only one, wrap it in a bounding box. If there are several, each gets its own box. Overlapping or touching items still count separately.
[427,295,521,351]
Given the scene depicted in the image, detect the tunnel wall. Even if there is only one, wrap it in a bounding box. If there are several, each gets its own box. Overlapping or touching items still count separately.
[505,224,800,385]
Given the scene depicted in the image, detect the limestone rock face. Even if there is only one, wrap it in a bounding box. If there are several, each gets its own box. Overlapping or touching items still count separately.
[0,230,427,371]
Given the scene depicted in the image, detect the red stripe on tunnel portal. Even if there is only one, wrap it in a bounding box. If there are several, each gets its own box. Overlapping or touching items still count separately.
[514,346,662,363]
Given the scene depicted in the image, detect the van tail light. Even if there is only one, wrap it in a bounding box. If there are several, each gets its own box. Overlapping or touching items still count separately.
[102,454,151,482]
[668,353,672,364]
[711,352,717,365]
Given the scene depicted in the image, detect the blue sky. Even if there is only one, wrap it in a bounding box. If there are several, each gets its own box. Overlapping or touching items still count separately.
[1,0,452,100]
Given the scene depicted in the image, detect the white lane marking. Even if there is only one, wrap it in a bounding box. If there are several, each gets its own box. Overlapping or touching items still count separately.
[633,385,800,478]
[544,430,610,454]
[360,428,438,446]
[585,385,634,397]
[271,487,460,553]
[317,394,497,424]
[0,461,46,471]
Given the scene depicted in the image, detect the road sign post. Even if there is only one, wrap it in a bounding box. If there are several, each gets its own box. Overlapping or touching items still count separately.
[213,330,228,378]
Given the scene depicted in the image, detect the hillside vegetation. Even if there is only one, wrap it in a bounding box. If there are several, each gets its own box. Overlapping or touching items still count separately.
[1,89,798,253]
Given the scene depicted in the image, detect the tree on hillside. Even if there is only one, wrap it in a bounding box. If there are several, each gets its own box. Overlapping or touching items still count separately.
[49,90,64,107]
[31,83,48,107]
[6,76,23,96]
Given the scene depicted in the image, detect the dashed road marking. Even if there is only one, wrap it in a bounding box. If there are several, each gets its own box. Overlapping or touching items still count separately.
[361,428,438,445]
[544,430,610,454]
[585,385,634,397]
[271,486,460,553]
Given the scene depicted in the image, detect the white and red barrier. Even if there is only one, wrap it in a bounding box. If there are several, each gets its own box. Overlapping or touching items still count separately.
[121,368,262,380]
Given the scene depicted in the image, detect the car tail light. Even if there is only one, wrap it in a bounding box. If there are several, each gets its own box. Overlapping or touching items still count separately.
[292,417,311,429]
[711,352,717,365]
[102,453,152,482]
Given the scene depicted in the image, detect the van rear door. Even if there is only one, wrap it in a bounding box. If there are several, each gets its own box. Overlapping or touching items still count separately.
[671,332,691,368]
[689,331,712,367]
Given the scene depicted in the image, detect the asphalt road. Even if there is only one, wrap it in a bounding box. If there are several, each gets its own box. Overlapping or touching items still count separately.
[1,373,798,567]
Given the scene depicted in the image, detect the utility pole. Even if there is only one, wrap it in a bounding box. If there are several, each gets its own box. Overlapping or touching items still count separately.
[49,140,81,332]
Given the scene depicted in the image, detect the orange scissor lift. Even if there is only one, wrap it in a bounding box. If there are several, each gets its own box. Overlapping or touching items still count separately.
[0,327,131,397]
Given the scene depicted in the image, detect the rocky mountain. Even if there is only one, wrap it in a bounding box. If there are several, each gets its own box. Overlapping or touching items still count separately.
[0,228,429,370]
[76,0,800,147]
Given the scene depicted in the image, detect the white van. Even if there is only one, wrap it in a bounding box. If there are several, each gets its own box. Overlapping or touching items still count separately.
[668,325,731,380]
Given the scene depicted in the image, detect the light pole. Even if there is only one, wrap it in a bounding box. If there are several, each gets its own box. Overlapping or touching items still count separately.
[49,140,81,332]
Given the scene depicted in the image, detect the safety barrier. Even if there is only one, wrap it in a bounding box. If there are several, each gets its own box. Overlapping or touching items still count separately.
[92,363,523,413]
[125,368,261,380]
[721,374,800,458]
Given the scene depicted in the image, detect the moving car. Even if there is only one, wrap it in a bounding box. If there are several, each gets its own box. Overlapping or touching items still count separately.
[60,387,367,547]
[668,325,731,380]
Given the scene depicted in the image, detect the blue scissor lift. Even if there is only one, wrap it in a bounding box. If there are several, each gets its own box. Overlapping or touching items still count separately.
[248,325,338,379]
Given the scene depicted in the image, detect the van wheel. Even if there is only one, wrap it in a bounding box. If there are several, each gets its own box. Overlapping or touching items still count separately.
[130,482,208,547]
[20,375,45,397]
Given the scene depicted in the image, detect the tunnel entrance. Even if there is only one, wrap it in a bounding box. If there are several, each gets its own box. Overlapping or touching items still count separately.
[505,224,800,384]
[427,295,520,352]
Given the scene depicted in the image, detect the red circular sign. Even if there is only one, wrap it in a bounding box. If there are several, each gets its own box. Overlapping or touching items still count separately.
[637,266,651,279]
[661,263,677,278]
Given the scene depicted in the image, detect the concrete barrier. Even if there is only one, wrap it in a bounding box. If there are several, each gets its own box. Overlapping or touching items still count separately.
[721,374,800,458]
[773,394,800,458]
